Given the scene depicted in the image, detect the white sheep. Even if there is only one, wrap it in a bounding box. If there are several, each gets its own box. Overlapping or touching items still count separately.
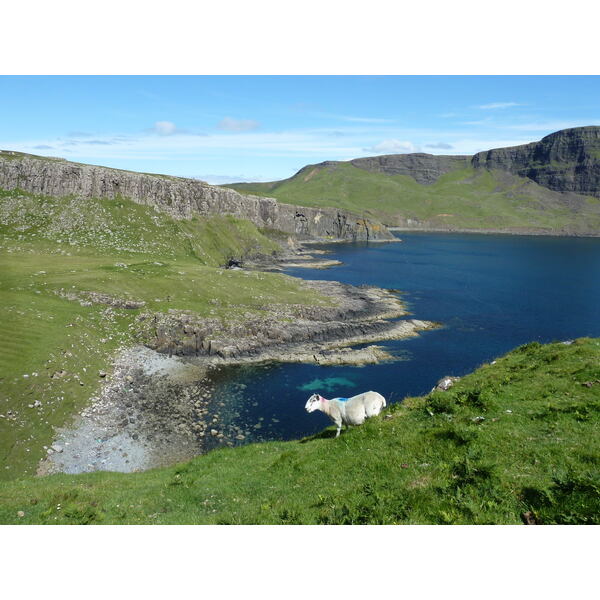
[305,391,386,437]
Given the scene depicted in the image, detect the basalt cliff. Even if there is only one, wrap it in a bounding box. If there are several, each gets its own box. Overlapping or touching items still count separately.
[0,151,393,241]
[471,126,600,197]
[350,153,471,184]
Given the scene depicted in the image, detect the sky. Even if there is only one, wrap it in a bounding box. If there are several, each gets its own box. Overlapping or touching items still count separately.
[1,75,599,184]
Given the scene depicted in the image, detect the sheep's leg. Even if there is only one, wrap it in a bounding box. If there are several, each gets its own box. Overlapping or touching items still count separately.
[334,419,342,437]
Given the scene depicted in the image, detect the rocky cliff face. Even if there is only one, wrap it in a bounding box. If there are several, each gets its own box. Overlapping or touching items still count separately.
[350,153,471,184]
[0,152,394,241]
[305,127,600,194]
[472,126,600,197]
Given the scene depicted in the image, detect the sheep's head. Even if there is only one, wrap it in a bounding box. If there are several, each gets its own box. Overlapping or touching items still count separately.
[305,394,323,413]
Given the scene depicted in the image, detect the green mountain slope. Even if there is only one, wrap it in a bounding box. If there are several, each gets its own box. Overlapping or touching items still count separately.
[226,163,600,235]
[0,189,327,480]
[1,338,599,524]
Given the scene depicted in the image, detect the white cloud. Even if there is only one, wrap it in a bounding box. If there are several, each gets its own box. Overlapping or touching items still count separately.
[311,112,395,123]
[334,115,395,123]
[195,174,271,185]
[154,121,178,135]
[363,139,417,154]
[217,117,260,132]
[3,126,556,176]
[425,142,454,150]
[462,119,493,126]
[505,119,600,131]
[476,102,522,110]
[451,137,535,153]
[299,109,395,124]
[3,128,368,162]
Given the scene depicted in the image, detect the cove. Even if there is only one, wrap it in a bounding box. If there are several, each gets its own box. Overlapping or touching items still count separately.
[204,232,600,443]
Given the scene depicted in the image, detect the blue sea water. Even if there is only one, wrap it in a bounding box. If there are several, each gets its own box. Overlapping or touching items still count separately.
[205,232,600,443]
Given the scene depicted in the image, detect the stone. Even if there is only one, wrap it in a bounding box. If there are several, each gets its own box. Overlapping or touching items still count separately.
[351,154,471,184]
[521,511,538,525]
[432,376,460,392]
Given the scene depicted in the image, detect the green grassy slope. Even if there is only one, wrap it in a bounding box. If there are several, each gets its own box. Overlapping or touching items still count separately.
[0,190,328,480]
[1,338,598,524]
[227,163,600,234]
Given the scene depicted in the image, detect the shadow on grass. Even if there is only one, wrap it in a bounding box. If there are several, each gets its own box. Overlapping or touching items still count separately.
[299,428,337,443]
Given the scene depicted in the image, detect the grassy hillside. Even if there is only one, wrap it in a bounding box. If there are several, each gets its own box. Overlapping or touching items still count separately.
[0,189,329,480]
[1,337,598,524]
[227,163,600,234]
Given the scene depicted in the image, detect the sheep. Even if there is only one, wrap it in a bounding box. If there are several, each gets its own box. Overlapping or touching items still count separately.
[305,391,386,437]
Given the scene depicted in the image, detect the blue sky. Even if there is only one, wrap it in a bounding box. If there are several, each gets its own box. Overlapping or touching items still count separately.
[1,75,599,184]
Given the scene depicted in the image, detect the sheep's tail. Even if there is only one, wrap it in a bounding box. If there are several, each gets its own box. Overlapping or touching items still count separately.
[371,391,386,407]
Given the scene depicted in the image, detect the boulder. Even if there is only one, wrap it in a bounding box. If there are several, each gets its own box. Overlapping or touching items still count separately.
[432,376,460,392]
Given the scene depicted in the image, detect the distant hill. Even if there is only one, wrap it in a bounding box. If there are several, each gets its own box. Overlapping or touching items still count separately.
[225,127,600,236]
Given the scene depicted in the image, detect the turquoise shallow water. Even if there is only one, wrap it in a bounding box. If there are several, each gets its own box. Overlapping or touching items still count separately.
[205,232,600,444]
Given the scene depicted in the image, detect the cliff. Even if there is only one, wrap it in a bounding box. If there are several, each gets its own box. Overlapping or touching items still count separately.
[350,153,471,184]
[350,127,600,194]
[0,151,394,241]
[472,126,600,197]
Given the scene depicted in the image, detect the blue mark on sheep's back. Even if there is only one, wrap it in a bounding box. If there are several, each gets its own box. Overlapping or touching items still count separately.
[297,377,357,393]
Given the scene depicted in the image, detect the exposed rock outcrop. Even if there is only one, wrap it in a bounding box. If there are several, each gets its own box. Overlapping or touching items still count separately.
[0,151,394,241]
[472,126,600,197]
[350,153,471,184]
[137,280,435,360]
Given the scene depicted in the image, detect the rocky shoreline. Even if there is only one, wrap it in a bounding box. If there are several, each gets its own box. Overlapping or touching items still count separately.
[39,265,437,476]
[141,278,433,361]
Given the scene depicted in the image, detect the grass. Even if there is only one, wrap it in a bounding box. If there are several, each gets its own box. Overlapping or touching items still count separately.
[1,337,599,524]
[0,189,329,480]
[226,163,600,234]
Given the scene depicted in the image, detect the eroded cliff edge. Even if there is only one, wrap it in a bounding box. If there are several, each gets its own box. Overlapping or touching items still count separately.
[472,126,600,198]
[0,151,394,241]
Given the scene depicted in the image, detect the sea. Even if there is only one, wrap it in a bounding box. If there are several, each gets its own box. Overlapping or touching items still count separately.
[203,232,600,444]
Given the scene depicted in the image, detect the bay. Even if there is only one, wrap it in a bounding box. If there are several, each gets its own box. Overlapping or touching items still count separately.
[205,232,600,444]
